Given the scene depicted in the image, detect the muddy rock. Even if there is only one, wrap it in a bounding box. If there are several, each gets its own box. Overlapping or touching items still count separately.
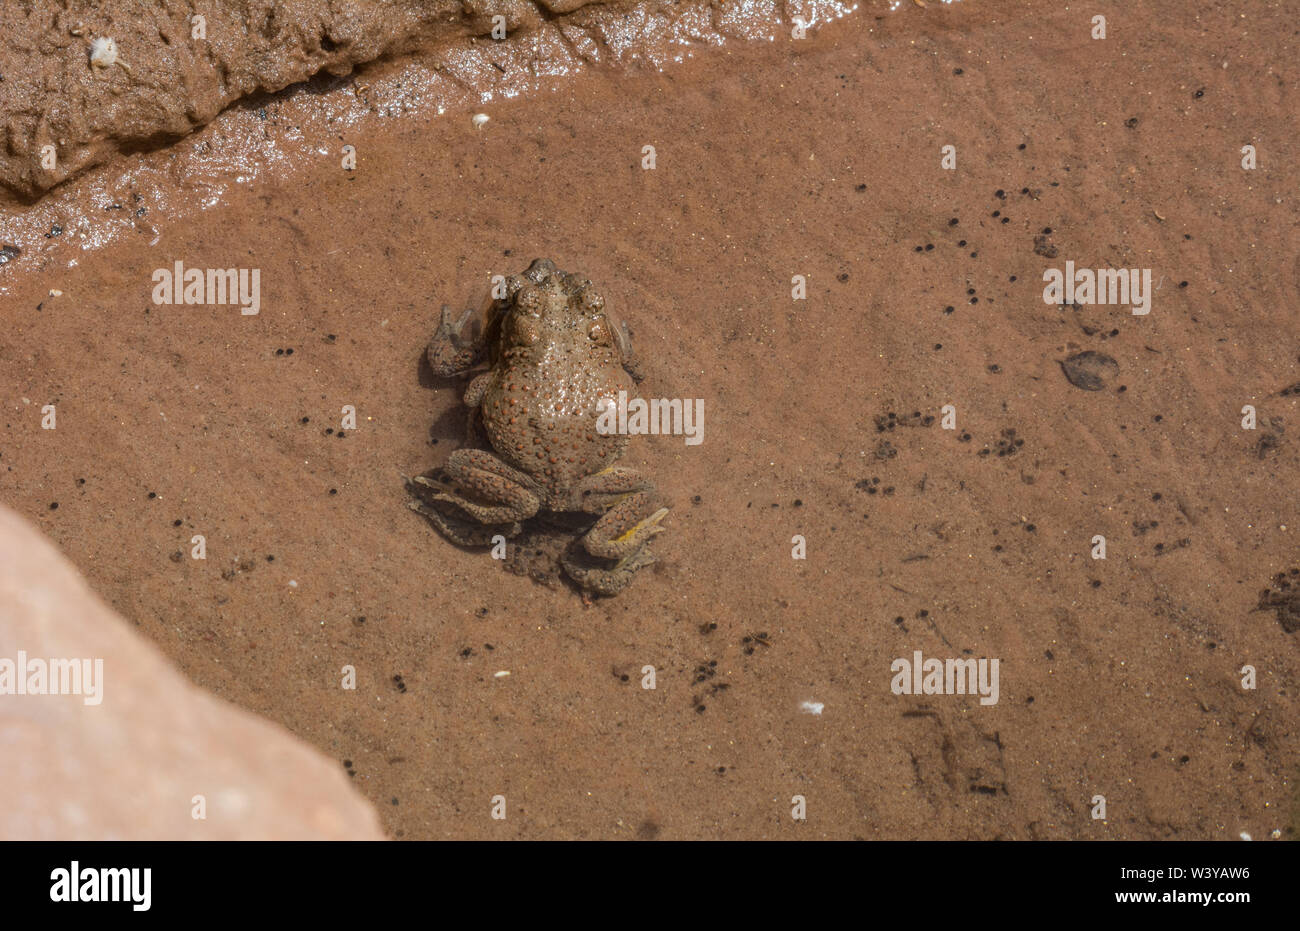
[0,0,610,200]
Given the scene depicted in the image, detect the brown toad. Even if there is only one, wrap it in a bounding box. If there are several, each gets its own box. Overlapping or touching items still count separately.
[407,258,668,595]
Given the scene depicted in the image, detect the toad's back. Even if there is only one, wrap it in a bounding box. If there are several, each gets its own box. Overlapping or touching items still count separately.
[480,333,633,500]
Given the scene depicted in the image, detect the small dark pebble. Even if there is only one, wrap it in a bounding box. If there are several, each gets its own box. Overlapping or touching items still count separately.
[1060,350,1119,391]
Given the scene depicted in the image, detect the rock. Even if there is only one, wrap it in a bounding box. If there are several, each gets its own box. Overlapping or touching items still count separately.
[1059,350,1119,391]
[0,0,609,200]
[0,505,384,840]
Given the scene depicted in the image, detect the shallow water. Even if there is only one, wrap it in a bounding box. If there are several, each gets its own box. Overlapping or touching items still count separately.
[0,0,865,291]
[2,0,1297,841]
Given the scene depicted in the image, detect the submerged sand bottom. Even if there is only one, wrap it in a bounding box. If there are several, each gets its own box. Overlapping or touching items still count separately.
[2,3,1299,838]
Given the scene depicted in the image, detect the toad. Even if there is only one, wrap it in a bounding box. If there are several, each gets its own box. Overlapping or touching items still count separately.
[408,258,668,595]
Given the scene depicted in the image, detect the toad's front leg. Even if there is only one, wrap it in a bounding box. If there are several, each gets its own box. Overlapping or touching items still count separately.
[427,304,487,377]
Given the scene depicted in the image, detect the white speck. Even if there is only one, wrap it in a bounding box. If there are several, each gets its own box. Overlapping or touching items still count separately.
[800,700,824,715]
[472,113,490,129]
[1239,831,1252,841]
[1271,829,1282,839]
[493,670,510,678]
[288,580,298,588]
[89,37,118,69]
[48,289,63,297]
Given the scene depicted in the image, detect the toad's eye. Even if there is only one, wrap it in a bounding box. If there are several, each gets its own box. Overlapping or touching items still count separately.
[516,288,543,314]
[509,314,540,346]
[588,321,608,342]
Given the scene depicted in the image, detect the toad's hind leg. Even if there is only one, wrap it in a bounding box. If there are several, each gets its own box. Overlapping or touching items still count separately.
[580,492,669,561]
[561,491,668,595]
[569,466,654,515]
[407,449,540,543]
[407,496,519,546]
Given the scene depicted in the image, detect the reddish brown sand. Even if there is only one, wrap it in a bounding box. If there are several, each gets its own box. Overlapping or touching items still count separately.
[2,0,1298,839]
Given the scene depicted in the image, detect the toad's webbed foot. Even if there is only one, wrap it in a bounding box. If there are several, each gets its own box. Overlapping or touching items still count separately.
[562,543,658,597]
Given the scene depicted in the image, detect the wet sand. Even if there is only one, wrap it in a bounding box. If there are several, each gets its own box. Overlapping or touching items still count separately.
[2,0,1299,839]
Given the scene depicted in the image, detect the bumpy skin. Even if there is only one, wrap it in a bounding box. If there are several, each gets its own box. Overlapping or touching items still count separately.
[409,258,668,595]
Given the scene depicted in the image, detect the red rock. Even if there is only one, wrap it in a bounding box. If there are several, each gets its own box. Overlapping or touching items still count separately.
[0,505,383,840]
